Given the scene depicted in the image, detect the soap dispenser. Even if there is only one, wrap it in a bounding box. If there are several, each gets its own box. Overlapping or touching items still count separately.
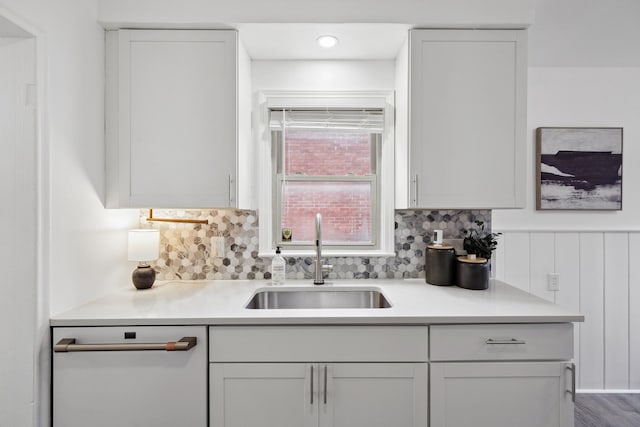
[271,246,286,285]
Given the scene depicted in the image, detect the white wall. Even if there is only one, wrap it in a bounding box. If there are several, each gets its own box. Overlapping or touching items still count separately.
[492,67,640,231]
[394,38,409,207]
[528,0,640,68]
[0,34,37,427]
[237,37,253,209]
[252,60,395,92]
[0,0,139,315]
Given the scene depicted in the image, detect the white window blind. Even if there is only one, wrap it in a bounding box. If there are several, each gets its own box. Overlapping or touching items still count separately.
[270,109,384,132]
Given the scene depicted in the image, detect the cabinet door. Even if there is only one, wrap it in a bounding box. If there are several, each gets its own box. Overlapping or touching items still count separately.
[210,363,317,427]
[320,363,427,427]
[431,362,574,427]
[408,30,526,209]
[107,29,237,208]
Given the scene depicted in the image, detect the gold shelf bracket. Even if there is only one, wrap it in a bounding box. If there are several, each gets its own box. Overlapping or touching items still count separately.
[146,209,209,225]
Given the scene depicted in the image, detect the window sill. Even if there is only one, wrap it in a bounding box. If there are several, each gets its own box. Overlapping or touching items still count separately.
[258,249,396,258]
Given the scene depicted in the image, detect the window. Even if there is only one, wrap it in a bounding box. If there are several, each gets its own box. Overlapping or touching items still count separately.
[271,110,382,249]
[257,92,395,256]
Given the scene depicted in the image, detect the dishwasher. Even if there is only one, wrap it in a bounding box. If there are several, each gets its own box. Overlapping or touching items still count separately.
[52,325,207,427]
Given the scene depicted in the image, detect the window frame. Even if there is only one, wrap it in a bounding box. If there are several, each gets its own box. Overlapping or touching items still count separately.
[257,91,395,257]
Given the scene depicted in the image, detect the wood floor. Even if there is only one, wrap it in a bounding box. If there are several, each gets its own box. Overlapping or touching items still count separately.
[576,394,640,427]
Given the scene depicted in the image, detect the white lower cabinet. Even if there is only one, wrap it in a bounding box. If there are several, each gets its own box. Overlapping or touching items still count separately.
[210,362,427,427]
[208,325,429,427]
[52,323,575,426]
[210,363,315,427]
[430,362,574,427]
[323,363,427,427]
[208,324,576,426]
[429,324,575,427]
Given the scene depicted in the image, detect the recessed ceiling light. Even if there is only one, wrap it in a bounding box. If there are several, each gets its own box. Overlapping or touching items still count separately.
[316,35,339,48]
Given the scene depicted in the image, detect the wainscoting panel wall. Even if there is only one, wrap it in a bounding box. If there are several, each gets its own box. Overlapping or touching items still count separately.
[604,233,629,390]
[579,232,605,391]
[494,230,638,392]
[630,234,640,389]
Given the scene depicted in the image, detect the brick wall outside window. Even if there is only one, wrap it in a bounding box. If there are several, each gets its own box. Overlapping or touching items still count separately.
[284,130,371,176]
[280,130,374,244]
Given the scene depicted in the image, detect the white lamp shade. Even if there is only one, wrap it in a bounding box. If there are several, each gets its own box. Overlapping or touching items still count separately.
[128,229,160,262]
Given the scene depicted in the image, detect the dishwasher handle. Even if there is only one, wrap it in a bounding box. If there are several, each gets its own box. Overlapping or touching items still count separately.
[54,336,197,352]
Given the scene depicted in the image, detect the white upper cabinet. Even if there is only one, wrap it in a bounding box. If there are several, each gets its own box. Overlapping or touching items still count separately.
[406,29,526,209]
[106,29,238,208]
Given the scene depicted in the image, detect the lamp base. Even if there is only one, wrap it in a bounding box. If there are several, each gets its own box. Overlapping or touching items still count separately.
[132,265,156,290]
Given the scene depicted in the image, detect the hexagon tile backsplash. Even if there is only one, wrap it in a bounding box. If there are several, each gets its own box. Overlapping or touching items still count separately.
[142,209,491,281]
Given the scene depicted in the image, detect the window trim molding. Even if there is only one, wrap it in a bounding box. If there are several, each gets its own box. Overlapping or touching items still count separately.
[257,91,395,257]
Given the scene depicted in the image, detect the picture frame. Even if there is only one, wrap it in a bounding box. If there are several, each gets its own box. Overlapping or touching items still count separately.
[536,127,623,211]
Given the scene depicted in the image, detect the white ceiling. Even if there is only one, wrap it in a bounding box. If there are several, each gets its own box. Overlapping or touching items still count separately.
[236,23,411,60]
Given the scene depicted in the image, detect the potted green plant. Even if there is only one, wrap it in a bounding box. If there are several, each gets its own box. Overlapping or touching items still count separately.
[462,220,501,260]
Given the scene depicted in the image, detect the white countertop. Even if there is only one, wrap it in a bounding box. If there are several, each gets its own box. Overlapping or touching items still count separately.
[50,279,584,326]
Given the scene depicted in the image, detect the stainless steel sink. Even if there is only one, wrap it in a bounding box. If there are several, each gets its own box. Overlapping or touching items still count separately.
[245,287,392,309]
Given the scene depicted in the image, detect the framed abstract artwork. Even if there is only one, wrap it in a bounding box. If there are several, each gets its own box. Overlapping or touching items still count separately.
[536,127,623,210]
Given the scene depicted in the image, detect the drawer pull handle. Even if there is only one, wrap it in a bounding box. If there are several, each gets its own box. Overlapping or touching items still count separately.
[485,338,526,345]
[310,365,314,405]
[54,337,197,352]
[566,363,576,403]
[324,365,328,405]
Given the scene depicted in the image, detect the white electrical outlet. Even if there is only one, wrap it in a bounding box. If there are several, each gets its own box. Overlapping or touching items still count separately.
[211,236,225,258]
[547,273,560,291]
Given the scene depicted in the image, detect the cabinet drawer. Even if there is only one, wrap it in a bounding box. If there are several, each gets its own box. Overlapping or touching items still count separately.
[430,323,573,361]
[209,326,428,362]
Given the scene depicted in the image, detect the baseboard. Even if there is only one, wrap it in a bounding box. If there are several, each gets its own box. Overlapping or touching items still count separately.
[577,389,640,394]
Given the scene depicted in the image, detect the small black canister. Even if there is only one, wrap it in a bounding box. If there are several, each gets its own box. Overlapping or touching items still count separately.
[456,256,490,290]
[425,244,456,286]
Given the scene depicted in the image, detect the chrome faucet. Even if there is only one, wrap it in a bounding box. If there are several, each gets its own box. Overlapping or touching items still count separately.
[313,213,332,285]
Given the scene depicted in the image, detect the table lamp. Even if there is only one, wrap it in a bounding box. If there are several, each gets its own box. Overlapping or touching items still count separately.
[128,229,159,290]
